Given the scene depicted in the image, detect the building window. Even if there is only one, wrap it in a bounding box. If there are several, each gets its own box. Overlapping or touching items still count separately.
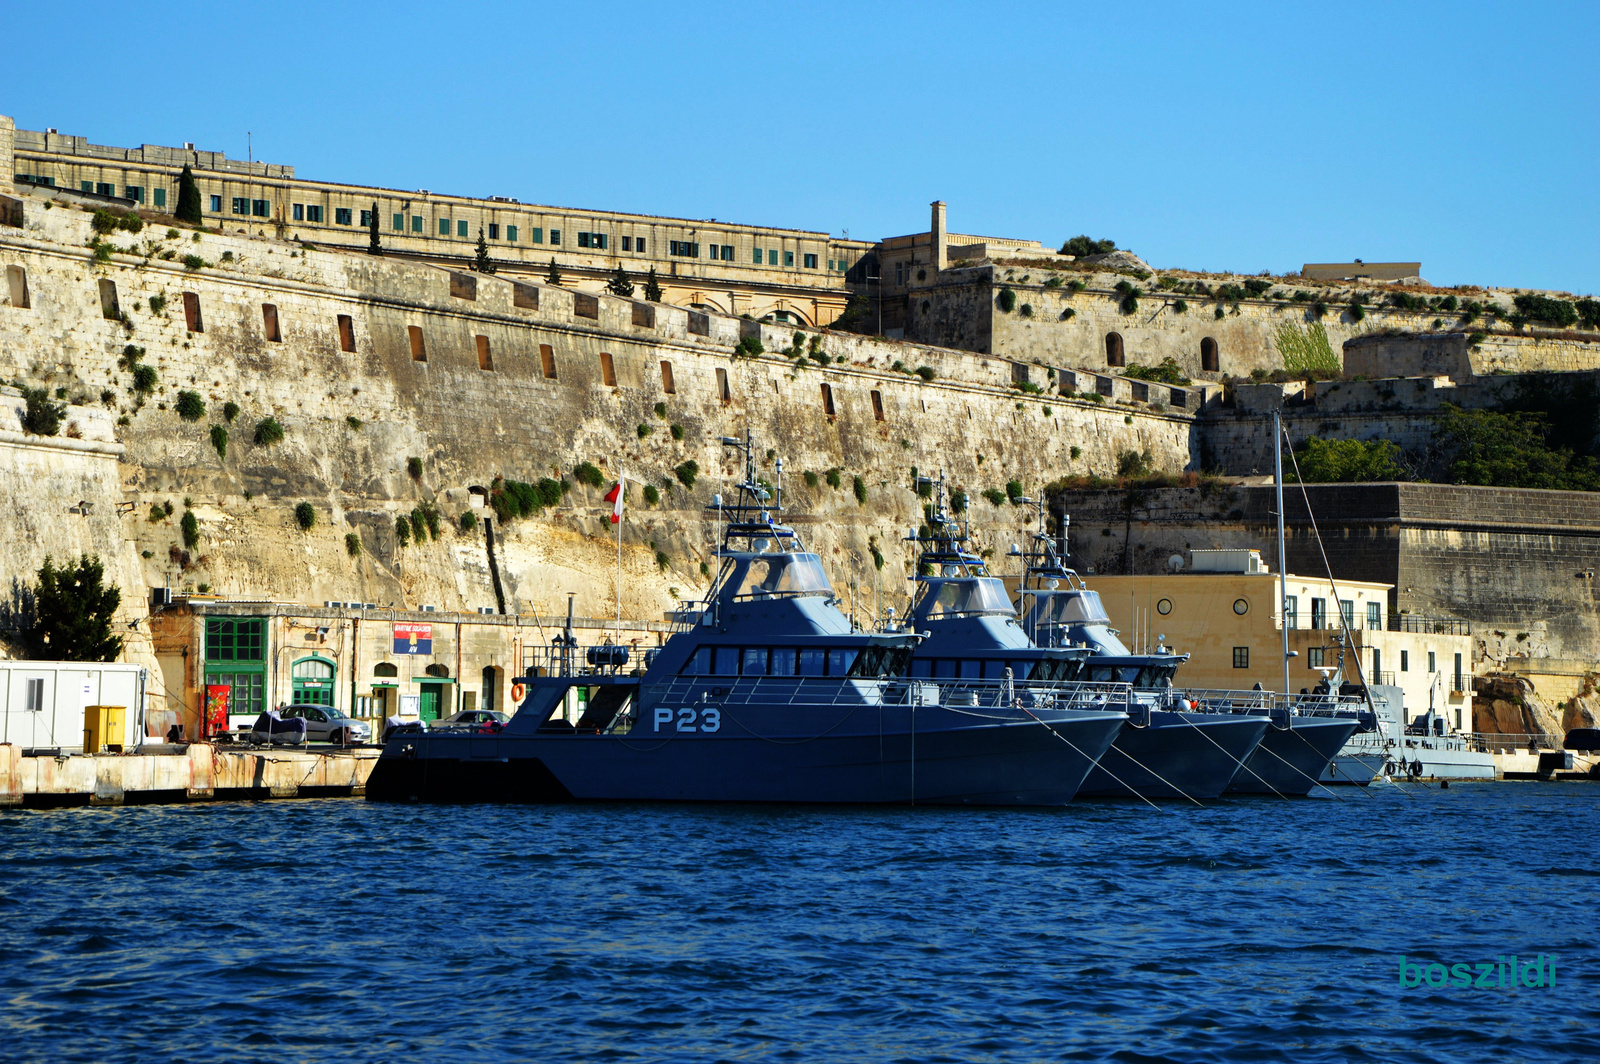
[455,220,467,238]
[232,197,249,215]
[1340,600,1355,628]
[784,250,795,266]
[768,249,778,265]
[1105,332,1125,368]
[262,304,282,342]
[636,238,646,254]
[5,266,27,309]
[337,315,355,353]
[488,223,499,240]
[540,344,557,380]
[1308,647,1324,668]
[549,229,561,245]
[439,218,451,236]
[871,389,884,421]
[803,253,818,269]
[577,232,608,249]
[820,383,836,418]
[1428,651,1436,673]
[715,367,731,404]
[1310,598,1326,630]
[1367,602,1381,630]
[392,213,404,231]
[294,204,304,221]
[306,205,323,223]
[1284,595,1298,629]
[753,247,764,264]
[622,236,632,252]
[336,208,353,225]
[98,279,120,320]
[669,240,700,257]
[527,227,541,243]
[183,291,203,332]
[1373,648,1382,679]
[23,677,45,713]
[251,199,270,217]
[721,244,734,260]
[210,194,222,212]
[476,335,493,371]
[358,209,371,227]
[660,360,675,394]
[153,188,166,208]
[205,618,266,661]
[1201,336,1219,372]
[411,216,423,232]
[1233,647,1250,669]
[408,325,426,362]
[96,182,115,197]
[1400,650,1409,672]
[205,670,264,718]
[125,186,144,203]
[599,351,617,387]
[508,225,519,242]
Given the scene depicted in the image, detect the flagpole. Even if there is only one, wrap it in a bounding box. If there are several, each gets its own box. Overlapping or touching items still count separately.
[616,473,623,643]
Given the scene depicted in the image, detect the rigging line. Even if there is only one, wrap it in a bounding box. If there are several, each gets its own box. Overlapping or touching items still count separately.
[1172,711,1292,802]
[1013,703,1168,813]
[1235,725,1351,801]
[1101,736,1206,808]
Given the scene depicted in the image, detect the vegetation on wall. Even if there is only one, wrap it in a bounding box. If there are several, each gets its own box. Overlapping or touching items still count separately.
[675,460,700,489]
[1287,437,1404,483]
[294,502,316,531]
[996,287,1017,313]
[1123,358,1191,385]
[175,390,205,421]
[1274,321,1339,375]
[490,477,565,522]
[254,417,284,445]
[1511,294,1577,328]
[209,425,227,459]
[20,389,64,436]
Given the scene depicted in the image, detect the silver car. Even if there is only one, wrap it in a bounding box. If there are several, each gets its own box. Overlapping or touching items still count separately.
[280,703,372,744]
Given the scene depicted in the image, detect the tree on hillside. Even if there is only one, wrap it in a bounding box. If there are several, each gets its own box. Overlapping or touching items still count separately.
[473,226,496,274]
[1059,235,1117,257]
[546,257,563,285]
[175,164,203,225]
[642,266,663,303]
[28,555,123,662]
[606,263,635,297]
[367,201,383,256]
[828,293,874,334]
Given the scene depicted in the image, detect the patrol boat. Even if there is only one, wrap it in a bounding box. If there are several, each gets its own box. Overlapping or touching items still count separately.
[1010,503,1272,801]
[366,436,1129,806]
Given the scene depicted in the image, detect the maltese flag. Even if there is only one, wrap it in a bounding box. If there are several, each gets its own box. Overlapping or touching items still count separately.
[605,476,625,524]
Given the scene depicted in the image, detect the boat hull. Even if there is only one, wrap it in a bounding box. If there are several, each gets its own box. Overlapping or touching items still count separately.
[1076,712,1271,801]
[1226,718,1360,796]
[366,705,1127,806]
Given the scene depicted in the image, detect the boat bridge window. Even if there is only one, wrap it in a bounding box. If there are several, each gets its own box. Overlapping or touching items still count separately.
[681,645,908,678]
[1027,590,1111,627]
[911,659,1041,680]
[727,554,832,599]
[919,578,1015,618]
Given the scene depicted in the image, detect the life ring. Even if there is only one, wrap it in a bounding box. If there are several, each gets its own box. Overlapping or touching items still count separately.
[511,682,527,703]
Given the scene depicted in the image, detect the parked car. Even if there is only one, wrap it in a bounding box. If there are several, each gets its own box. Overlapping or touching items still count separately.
[279,703,372,744]
[442,709,510,728]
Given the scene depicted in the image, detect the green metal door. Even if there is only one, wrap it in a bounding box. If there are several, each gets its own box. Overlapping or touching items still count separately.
[418,682,444,721]
[292,657,336,706]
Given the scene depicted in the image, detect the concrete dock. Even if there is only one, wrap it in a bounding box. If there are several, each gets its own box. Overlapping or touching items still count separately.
[0,743,379,807]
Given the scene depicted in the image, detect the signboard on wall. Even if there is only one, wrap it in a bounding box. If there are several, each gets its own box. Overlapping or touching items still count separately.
[393,622,433,655]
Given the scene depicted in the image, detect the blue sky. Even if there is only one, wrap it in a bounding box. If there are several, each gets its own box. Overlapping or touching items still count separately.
[5,1,1596,293]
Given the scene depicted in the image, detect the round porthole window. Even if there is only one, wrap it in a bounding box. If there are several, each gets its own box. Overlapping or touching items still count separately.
[1233,598,1249,615]
[1156,598,1172,615]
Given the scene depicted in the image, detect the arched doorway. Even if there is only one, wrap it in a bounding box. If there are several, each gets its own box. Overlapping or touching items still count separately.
[1105,332,1125,368]
[292,656,336,707]
[1201,336,1219,372]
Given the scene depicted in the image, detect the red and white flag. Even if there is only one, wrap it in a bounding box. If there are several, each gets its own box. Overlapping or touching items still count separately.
[605,476,625,524]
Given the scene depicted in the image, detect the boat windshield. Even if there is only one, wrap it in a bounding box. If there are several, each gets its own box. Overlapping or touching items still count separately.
[921,577,1015,618]
[726,553,833,599]
[1027,589,1111,626]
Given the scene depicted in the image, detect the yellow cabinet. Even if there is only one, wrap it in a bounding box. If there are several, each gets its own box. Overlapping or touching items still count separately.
[83,705,127,753]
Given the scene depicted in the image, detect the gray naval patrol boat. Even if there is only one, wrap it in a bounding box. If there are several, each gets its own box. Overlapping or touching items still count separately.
[1007,502,1273,801]
[366,436,1129,806]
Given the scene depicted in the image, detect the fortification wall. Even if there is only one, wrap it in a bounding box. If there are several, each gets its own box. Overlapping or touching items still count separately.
[905,263,1486,383]
[1345,330,1600,381]
[0,194,1195,627]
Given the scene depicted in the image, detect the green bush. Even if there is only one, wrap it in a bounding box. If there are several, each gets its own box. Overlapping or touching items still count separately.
[653,401,668,418]
[91,208,143,235]
[181,510,200,548]
[825,468,842,490]
[852,475,867,505]
[222,401,240,422]
[1124,357,1191,385]
[209,425,227,459]
[670,424,684,441]
[1274,322,1339,375]
[950,491,968,514]
[637,423,652,439]
[1434,405,1599,490]
[175,390,205,421]
[346,532,363,556]
[734,335,764,358]
[395,516,410,546]
[1577,299,1600,330]
[254,417,284,445]
[574,461,604,488]
[149,294,167,315]
[132,364,158,393]
[914,366,936,383]
[294,502,316,531]
[675,460,699,488]
[409,510,426,543]
[1288,437,1405,483]
[1117,450,1153,478]
[803,470,819,488]
[1017,381,1042,394]
[20,389,65,436]
[1020,304,1034,317]
[997,287,1017,313]
[182,254,207,271]
[148,504,168,523]
[1070,445,1082,460]
[489,477,566,522]
[1172,299,1187,314]
[643,484,660,505]
[1059,236,1116,257]
[1512,294,1577,327]
[407,456,423,480]
[981,488,1007,506]
[458,510,478,533]
[346,415,362,430]
[1060,307,1076,321]
[1005,479,1024,503]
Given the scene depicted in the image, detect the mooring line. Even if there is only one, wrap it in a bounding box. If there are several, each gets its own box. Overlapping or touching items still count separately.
[1014,705,1171,812]
[1174,712,1292,801]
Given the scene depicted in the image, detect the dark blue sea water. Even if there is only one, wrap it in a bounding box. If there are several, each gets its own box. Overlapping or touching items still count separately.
[0,783,1593,1063]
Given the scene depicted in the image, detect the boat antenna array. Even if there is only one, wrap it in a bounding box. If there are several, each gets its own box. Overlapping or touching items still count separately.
[904,470,985,575]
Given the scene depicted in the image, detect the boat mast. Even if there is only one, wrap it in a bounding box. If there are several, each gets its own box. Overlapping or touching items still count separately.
[1274,410,1290,697]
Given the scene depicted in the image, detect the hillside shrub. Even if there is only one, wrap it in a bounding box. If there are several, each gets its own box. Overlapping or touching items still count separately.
[346,532,363,556]
[254,417,284,445]
[675,460,699,489]
[997,287,1017,313]
[1124,357,1191,385]
[1512,294,1577,327]
[980,488,1007,506]
[294,502,316,531]
[132,365,158,393]
[1288,437,1404,483]
[852,475,867,505]
[181,511,200,548]
[222,401,240,422]
[175,390,205,421]
[20,389,65,436]
[209,425,227,459]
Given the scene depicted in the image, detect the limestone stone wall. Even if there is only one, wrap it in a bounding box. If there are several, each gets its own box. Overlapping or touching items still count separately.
[0,192,1195,631]
[1345,330,1600,381]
